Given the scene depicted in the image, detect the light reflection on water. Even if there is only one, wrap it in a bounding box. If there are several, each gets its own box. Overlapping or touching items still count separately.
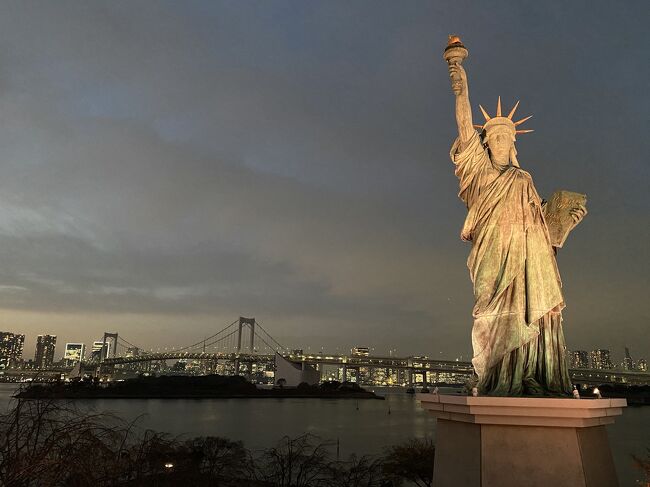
[0,384,646,485]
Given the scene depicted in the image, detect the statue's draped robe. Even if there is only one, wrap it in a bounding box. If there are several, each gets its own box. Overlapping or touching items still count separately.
[451,131,572,395]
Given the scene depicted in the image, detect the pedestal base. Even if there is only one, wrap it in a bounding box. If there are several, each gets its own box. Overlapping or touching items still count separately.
[417,394,626,487]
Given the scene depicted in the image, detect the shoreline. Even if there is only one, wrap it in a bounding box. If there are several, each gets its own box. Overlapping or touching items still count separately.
[13,374,385,401]
[14,392,384,400]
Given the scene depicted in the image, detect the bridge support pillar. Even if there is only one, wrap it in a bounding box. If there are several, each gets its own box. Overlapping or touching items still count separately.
[101,332,119,362]
[407,369,413,386]
[237,317,256,354]
[341,365,347,382]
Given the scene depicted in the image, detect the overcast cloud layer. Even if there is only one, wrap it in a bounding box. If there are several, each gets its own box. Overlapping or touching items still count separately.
[0,1,647,360]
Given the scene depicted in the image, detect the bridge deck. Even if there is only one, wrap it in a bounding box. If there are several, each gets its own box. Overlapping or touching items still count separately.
[97,352,650,385]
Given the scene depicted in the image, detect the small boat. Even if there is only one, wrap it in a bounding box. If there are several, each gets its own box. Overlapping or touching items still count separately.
[406,387,416,394]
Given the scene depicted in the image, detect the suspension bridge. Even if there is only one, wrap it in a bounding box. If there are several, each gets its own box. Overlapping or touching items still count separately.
[91,317,650,387]
[100,317,285,364]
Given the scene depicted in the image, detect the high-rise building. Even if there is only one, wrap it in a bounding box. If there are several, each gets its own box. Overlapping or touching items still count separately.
[125,347,140,358]
[0,331,25,369]
[622,347,634,371]
[590,349,613,370]
[570,350,589,369]
[34,335,57,368]
[64,343,85,365]
[91,341,111,362]
[351,347,370,357]
[638,359,647,372]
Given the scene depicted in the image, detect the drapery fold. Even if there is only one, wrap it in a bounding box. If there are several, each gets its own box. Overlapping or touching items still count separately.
[450,131,570,394]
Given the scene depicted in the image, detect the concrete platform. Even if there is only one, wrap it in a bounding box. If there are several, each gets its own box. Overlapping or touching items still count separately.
[417,393,627,487]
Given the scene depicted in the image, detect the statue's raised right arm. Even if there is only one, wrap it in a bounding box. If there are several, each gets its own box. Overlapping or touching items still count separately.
[448,63,474,150]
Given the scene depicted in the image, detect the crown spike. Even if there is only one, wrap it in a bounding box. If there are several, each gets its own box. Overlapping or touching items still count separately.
[514,115,533,126]
[507,100,520,120]
[515,129,534,134]
[496,96,502,117]
[479,105,491,122]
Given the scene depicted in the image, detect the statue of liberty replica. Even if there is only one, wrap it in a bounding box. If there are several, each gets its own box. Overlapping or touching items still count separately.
[444,36,587,396]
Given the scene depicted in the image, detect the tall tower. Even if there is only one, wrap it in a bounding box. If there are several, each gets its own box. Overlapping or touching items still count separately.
[0,331,25,369]
[35,335,57,368]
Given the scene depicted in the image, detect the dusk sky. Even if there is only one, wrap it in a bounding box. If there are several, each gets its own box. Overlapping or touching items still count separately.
[0,1,647,360]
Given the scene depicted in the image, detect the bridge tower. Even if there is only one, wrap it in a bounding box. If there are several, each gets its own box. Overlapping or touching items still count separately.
[235,317,255,377]
[101,332,118,362]
[237,317,255,353]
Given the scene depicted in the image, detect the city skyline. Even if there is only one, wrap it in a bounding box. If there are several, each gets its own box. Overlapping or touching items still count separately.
[0,2,647,362]
[9,322,649,362]
[2,326,647,372]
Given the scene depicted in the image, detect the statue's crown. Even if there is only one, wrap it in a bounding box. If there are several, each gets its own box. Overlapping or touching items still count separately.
[474,97,533,137]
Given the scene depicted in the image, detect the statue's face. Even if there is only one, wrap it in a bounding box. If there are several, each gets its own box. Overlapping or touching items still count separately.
[486,131,514,164]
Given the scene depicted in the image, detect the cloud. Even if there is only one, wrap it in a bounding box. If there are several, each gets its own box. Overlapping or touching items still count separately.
[0,1,645,360]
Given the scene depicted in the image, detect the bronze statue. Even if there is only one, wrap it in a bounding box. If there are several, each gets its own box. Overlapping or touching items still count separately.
[444,36,587,396]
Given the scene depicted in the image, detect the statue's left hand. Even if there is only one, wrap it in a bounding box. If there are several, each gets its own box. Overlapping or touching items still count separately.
[570,204,587,225]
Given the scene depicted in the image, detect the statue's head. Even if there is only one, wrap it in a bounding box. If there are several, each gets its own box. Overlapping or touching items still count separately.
[475,98,532,167]
[485,125,516,166]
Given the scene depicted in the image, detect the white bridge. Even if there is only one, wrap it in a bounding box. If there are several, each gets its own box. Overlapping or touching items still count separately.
[91,317,649,387]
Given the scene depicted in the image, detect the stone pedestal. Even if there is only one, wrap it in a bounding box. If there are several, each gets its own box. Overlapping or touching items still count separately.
[417,394,626,487]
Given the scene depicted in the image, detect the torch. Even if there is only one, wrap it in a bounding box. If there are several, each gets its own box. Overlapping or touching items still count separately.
[443,35,468,94]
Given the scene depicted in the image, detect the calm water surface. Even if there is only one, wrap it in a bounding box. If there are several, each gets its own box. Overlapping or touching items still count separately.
[0,384,646,485]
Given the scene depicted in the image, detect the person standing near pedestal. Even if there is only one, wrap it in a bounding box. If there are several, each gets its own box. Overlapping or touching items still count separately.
[444,36,587,396]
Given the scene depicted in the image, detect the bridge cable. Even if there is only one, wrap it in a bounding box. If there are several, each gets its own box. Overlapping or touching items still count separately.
[183,322,240,352]
[253,320,287,352]
[200,328,240,350]
[253,320,285,349]
[117,336,143,350]
[251,330,285,356]
[166,319,239,353]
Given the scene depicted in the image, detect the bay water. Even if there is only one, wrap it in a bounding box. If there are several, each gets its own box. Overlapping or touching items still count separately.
[0,384,646,485]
